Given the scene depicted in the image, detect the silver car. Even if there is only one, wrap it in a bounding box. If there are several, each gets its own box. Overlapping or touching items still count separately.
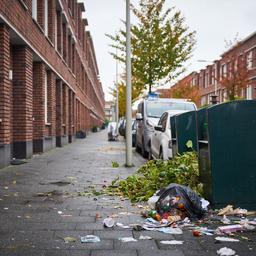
[135,98,196,158]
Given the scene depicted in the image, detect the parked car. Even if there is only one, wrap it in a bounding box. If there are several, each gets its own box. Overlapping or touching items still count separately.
[136,97,197,158]
[150,110,188,160]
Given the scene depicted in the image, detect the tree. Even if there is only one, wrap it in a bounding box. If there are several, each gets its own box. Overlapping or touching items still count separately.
[106,0,196,93]
[219,41,250,101]
[170,81,200,106]
[110,77,142,117]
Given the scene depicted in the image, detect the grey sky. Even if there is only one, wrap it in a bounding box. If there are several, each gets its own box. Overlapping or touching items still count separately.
[83,0,256,100]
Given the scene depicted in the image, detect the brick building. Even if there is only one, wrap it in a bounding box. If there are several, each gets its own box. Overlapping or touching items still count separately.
[171,32,256,106]
[0,0,105,168]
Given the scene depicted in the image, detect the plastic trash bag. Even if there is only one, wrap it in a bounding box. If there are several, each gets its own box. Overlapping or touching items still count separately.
[155,183,206,219]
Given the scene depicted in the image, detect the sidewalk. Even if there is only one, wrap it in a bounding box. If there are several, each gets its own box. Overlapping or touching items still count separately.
[0,130,255,256]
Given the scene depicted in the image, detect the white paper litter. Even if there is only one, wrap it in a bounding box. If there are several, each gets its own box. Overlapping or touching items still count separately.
[215,237,239,242]
[116,222,130,229]
[158,227,183,235]
[217,247,236,256]
[81,235,100,243]
[221,215,231,224]
[118,237,138,242]
[200,198,210,210]
[160,240,184,245]
[139,235,152,240]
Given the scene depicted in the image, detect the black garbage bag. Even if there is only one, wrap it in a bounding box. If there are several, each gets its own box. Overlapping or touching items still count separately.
[155,183,206,219]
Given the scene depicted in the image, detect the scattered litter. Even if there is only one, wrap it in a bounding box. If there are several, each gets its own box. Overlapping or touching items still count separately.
[4,207,8,210]
[114,205,123,209]
[148,194,160,209]
[155,184,207,220]
[4,187,8,190]
[13,180,17,185]
[64,236,76,243]
[81,235,100,243]
[58,211,63,215]
[118,237,137,242]
[217,224,243,234]
[160,240,184,245]
[221,215,231,224]
[119,212,133,216]
[103,217,115,228]
[116,222,130,229]
[139,235,152,240]
[215,237,239,242]
[218,205,255,216]
[25,215,32,219]
[192,230,201,237]
[158,227,183,235]
[200,198,210,210]
[217,247,236,256]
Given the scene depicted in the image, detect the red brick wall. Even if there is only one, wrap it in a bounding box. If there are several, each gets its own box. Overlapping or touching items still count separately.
[56,80,63,137]
[33,62,46,140]
[47,70,56,137]
[12,46,33,142]
[0,24,11,145]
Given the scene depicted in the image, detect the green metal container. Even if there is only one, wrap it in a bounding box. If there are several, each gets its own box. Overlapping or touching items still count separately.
[175,111,198,154]
[198,100,256,209]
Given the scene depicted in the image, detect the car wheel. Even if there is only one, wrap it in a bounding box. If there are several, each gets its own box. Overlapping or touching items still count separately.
[135,140,140,153]
[141,138,148,158]
[159,148,163,160]
[148,146,153,160]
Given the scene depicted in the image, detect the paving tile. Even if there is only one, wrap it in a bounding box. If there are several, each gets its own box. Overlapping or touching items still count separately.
[91,249,137,256]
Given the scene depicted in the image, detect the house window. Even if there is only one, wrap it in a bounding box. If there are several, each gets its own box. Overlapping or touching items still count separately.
[44,0,48,36]
[247,51,253,69]
[55,12,58,49]
[45,73,48,123]
[32,0,37,20]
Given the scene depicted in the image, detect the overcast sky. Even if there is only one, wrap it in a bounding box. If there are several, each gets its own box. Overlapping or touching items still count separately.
[83,0,256,100]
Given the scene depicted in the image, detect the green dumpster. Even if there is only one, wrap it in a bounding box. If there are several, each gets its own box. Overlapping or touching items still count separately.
[175,111,198,154]
[198,100,256,209]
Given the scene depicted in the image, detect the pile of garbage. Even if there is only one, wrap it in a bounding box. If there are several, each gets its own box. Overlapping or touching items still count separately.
[107,151,203,202]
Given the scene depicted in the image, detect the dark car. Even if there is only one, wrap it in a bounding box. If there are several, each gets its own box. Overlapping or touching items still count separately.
[132,120,137,147]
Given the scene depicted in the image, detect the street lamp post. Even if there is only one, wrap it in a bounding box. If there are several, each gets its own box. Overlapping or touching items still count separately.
[115,47,119,135]
[125,0,132,166]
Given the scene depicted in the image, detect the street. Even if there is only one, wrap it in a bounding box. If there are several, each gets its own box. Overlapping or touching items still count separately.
[0,130,255,256]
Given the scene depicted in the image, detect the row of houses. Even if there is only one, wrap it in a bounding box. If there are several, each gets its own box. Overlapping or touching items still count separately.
[167,32,256,106]
[0,0,105,168]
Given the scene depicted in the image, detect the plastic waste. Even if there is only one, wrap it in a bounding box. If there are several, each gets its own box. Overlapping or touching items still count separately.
[217,224,243,234]
[81,235,100,243]
[158,227,183,234]
[139,235,152,240]
[116,222,130,229]
[217,247,236,256]
[103,217,115,228]
[148,193,160,209]
[215,237,239,242]
[118,237,137,242]
[221,215,231,224]
[155,183,207,219]
[160,240,184,245]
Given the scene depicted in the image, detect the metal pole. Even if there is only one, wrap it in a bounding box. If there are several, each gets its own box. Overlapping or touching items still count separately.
[115,47,119,136]
[125,0,132,166]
